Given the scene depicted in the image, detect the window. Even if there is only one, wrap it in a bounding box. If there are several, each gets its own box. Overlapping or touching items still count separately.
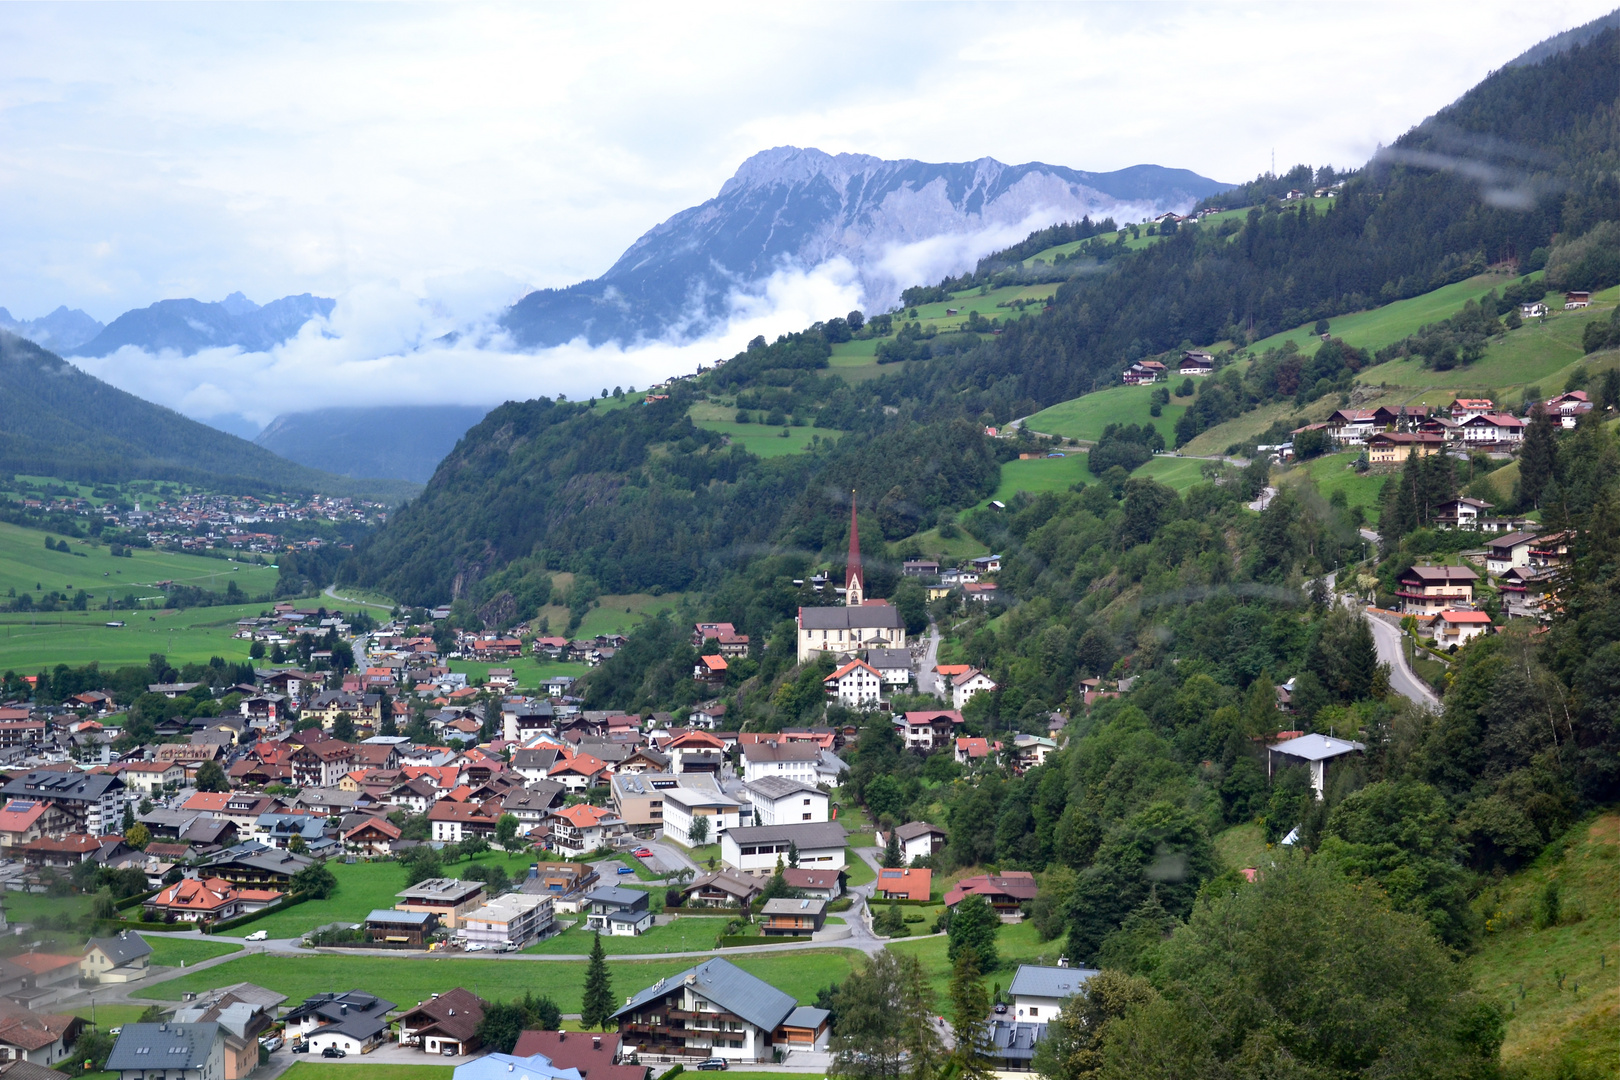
[1028,1006,1039,1017]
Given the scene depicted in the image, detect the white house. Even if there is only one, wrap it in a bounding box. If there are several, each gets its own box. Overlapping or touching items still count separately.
[894,710,964,753]
[661,785,749,844]
[582,886,653,936]
[1459,413,1526,444]
[460,893,555,949]
[875,820,947,863]
[823,660,883,708]
[951,669,998,710]
[1427,609,1494,647]
[547,804,625,855]
[1008,964,1101,1023]
[1267,733,1365,800]
[740,741,820,784]
[721,822,847,877]
[1485,531,1540,576]
[863,648,913,687]
[744,776,829,826]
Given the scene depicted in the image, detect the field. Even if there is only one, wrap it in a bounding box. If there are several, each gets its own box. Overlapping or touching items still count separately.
[985,454,1091,502]
[689,419,843,458]
[2,888,91,924]
[1134,456,1216,493]
[142,948,864,1010]
[1248,272,1534,358]
[145,937,243,967]
[1469,813,1619,1075]
[449,658,587,689]
[0,600,268,674]
[906,527,990,562]
[524,917,730,955]
[1283,452,1389,522]
[1212,822,1270,874]
[887,918,1065,1001]
[0,520,280,606]
[1024,383,1188,444]
[527,587,690,641]
[238,852,542,939]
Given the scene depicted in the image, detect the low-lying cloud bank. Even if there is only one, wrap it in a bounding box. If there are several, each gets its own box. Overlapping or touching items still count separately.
[69,210,1083,432]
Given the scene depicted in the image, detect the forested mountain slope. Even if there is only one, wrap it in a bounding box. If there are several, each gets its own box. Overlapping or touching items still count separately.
[0,330,415,500]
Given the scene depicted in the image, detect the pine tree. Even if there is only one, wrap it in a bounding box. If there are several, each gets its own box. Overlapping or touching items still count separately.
[881,828,904,868]
[580,932,615,1030]
[949,946,995,1080]
[1519,404,1559,508]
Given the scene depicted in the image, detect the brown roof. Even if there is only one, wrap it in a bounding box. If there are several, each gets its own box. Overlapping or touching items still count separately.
[399,987,486,1043]
[513,1030,648,1080]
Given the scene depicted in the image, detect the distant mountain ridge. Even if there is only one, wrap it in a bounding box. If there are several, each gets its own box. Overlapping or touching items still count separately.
[0,305,104,352]
[68,291,335,357]
[254,405,493,484]
[501,147,1227,347]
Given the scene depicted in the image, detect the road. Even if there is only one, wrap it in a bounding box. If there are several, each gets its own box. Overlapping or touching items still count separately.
[1363,609,1441,709]
[1248,485,1277,512]
[916,623,941,697]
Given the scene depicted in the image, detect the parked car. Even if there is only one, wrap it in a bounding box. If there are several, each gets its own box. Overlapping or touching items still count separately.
[245,930,268,941]
[465,943,485,953]
[697,1058,729,1071]
[290,1042,308,1054]
[617,865,636,875]
[322,1046,347,1058]
[259,1034,283,1052]
[633,848,653,858]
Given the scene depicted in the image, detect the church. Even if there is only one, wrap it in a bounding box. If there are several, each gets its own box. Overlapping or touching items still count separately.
[796,496,906,663]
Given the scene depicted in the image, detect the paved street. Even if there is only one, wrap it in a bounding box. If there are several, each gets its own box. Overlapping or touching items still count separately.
[1363,608,1441,709]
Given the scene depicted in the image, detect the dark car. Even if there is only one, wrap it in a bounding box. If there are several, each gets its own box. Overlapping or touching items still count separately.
[290,1042,308,1054]
[697,1059,729,1071]
[322,1046,347,1058]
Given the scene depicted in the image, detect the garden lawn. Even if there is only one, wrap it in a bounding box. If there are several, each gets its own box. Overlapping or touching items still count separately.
[906,527,990,562]
[1024,383,1187,445]
[3,890,90,925]
[1212,823,1270,874]
[145,937,242,967]
[524,917,730,955]
[887,918,1066,1001]
[73,1004,148,1031]
[141,949,865,1010]
[282,1065,452,1080]
[1286,452,1388,523]
[844,855,875,888]
[0,600,270,671]
[984,455,1090,504]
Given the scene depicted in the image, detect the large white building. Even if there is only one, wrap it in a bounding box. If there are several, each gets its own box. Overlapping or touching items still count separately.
[744,776,829,826]
[822,659,884,708]
[796,606,906,662]
[740,741,821,784]
[460,893,555,949]
[661,784,750,845]
[721,821,847,877]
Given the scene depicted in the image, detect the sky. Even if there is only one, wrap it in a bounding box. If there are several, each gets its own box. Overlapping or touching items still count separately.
[0,1,1612,424]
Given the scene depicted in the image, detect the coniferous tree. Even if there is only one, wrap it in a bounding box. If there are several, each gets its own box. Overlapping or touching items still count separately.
[1519,404,1559,507]
[881,828,904,868]
[949,947,994,1080]
[580,932,615,1030]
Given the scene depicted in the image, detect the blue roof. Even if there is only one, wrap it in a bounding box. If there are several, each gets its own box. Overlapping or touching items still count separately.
[454,1052,583,1080]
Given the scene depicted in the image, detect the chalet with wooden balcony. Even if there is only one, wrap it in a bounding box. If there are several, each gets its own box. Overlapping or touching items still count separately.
[613,957,829,1062]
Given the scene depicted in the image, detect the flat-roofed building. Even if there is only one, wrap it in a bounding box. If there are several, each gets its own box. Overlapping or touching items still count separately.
[395,877,486,929]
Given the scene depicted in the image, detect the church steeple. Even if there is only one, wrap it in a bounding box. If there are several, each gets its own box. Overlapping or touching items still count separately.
[845,492,863,606]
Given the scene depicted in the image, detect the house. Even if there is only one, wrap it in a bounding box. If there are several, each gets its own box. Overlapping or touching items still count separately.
[1458,413,1526,444]
[944,871,1039,916]
[364,909,439,947]
[5,954,83,1010]
[1324,409,1378,445]
[694,655,728,685]
[0,770,123,836]
[1396,565,1478,614]
[1427,609,1494,647]
[987,1019,1046,1070]
[19,833,102,870]
[663,730,728,774]
[1486,531,1540,576]
[1121,359,1166,385]
[1178,350,1215,376]
[611,771,678,828]
[823,660,884,708]
[950,668,998,710]
[1011,734,1059,772]
[202,841,312,891]
[795,605,905,663]
[675,870,761,909]
[1008,963,1100,1022]
[954,736,999,763]
[1544,390,1594,428]
[962,582,999,603]
[583,886,653,936]
[970,555,1003,574]
[80,932,152,984]
[397,988,487,1057]
[344,815,403,855]
[511,1030,649,1080]
[285,990,395,1056]
[744,776,828,826]
[876,821,947,862]
[0,1006,85,1068]
[661,784,748,844]
[894,709,964,752]
[862,648,913,687]
[1434,497,1494,530]
[721,821,847,876]
[524,862,599,910]
[1366,431,1445,465]
[1267,733,1366,800]
[395,878,487,929]
[169,984,283,1080]
[115,760,187,795]
[429,801,500,843]
[548,753,609,791]
[760,897,825,936]
[901,559,940,577]
[145,877,282,923]
[1519,302,1547,318]
[461,893,556,949]
[740,741,820,784]
[1564,290,1590,308]
[106,1023,226,1080]
[613,956,825,1062]
[0,801,50,851]
[874,866,931,901]
[548,804,625,856]
[781,867,842,899]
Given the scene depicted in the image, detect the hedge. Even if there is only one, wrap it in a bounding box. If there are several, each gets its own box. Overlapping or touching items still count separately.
[870,896,939,907]
[718,934,810,947]
[113,919,173,933]
[114,888,161,911]
[663,906,745,917]
[656,1066,684,1080]
[205,893,312,934]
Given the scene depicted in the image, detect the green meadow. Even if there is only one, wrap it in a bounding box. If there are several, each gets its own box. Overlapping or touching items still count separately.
[0,520,279,606]
[1283,452,1389,523]
[1024,382,1189,444]
[0,601,269,672]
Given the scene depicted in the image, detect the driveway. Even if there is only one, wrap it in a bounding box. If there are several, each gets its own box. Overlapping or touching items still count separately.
[1362,608,1441,709]
[915,624,941,697]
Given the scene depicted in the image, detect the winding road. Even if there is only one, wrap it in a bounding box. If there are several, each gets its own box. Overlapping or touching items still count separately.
[1362,609,1441,709]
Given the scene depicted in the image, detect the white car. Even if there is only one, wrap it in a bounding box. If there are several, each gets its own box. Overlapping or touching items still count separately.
[245,930,268,941]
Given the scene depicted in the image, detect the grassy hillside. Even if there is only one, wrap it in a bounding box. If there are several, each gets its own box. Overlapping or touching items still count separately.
[1470,813,1619,1077]
[1024,382,1190,444]
[1280,452,1389,522]
[0,601,269,671]
[0,521,279,604]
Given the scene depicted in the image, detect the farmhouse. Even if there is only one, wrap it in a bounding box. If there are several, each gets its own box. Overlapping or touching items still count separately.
[894,709,964,752]
[1427,609,1494,647]
[1396,565,1478,614]
[876,820,948,862]
[822,659,883,708]
[1178,350,1215,376]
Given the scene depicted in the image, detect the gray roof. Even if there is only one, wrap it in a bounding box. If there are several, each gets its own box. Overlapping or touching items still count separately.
[365,908,436,926]
[1268,733,1366,762]
[744,776,822,800]
[2,769,123,802]
[740,742,820,763]
[894,821,946,840]
[723,821,847,849]
[798,606,903,631]
[783,1006,830,1030]
[1008,964,1099,1000]
[105,1022,221,1072]
[863,648,912,669]
[86,931,151,967]
[612,956,797,1032]
[761,897,825,916]
[988,1019,1046,1063]
[397,877,486,904]
[584,886,648,909]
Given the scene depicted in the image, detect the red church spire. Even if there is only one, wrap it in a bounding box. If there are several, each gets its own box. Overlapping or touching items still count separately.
[845,492,863,605]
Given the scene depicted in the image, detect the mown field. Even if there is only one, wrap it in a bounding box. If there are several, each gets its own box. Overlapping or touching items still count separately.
[145,937,243,967]
[524,917,730,955]
[141,948,863,1010]
[0,600,269,672]
[1025,382,1189,444]
[0,520,279,608]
